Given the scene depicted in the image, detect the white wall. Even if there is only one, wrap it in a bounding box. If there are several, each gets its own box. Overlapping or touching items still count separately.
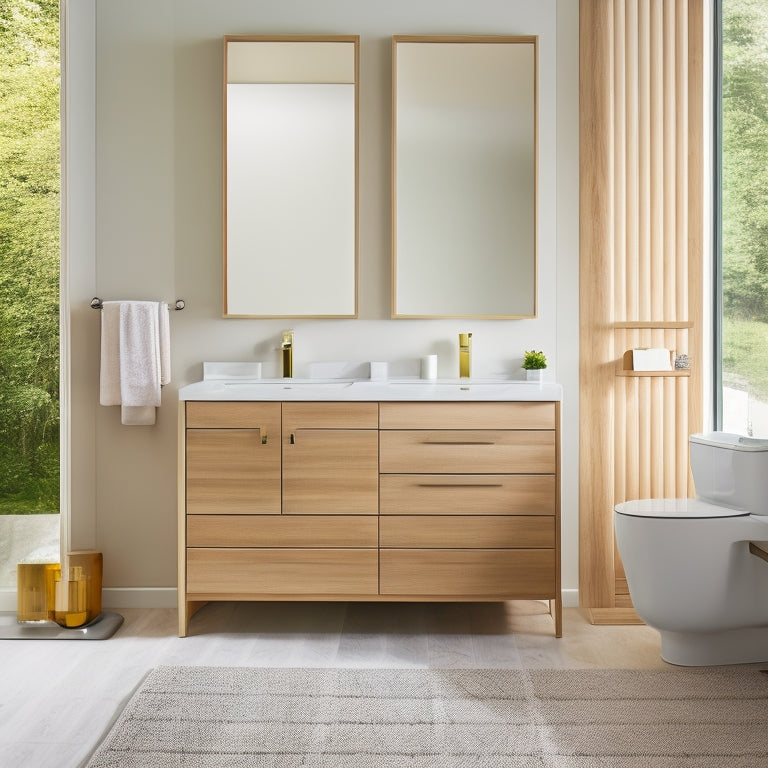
[67,0,579,605]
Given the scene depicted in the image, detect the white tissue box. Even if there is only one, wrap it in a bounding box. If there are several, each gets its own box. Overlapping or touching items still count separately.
[632,348,672,371]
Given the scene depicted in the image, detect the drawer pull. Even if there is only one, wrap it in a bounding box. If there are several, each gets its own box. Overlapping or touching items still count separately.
[417,482,504,488]
[421,440,495,446]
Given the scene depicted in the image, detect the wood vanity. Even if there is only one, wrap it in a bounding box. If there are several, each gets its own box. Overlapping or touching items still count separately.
[178,393,561,637]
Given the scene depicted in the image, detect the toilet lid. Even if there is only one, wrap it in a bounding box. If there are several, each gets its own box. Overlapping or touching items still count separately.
[614,498,749,519]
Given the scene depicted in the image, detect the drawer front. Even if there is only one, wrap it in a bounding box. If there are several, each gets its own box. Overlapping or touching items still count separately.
[283,402,379,431]
[187,548,378,595]
[380,516,554,549]
[379,402,556,430]
[186,401,280,429]
[380,430,555,474]
[380,474,555,515]
[380,549,555,597]
[187,515,378,548]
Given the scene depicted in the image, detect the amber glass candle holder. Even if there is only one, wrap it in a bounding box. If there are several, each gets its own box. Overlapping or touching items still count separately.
[17,563,59,623]
[52,551,104,628]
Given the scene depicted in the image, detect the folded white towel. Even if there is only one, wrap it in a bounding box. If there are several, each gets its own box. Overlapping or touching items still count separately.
[99,301,171,425]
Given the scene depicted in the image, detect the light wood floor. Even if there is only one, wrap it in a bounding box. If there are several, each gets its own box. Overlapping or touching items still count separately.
[0,600,668,768]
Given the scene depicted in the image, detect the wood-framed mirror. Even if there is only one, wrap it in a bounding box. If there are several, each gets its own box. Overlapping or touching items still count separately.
[223,35,359,318]
[392,35,538,319]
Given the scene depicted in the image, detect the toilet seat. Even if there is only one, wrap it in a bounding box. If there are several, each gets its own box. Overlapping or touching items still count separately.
[615,498,749,519]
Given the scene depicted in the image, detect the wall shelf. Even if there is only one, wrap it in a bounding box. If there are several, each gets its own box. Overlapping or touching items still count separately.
[616,369,691,377]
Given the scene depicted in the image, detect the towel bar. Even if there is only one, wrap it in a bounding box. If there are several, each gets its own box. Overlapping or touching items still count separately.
[91,297,185,310]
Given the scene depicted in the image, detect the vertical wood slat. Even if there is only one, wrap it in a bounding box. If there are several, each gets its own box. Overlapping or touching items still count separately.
[580,0,704,612]
[579,0,616,610]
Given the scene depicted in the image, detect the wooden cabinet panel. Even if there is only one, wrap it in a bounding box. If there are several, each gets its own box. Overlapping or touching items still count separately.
[187,548,379,595]
[283,402,378,431]
[380,516,554,549]
[379,402,555,430]
[186,428,280,515]
[380,474,555,515]
[188,515,378,547]
[178,398,561,639]
[380,430,555,474]
[380,549,555,596]
[283,429,378,514]
[187,401,279,429]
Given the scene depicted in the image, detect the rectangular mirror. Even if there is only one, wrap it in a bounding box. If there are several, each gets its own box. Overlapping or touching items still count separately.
[224,36,359,317]
[392,35,538,319]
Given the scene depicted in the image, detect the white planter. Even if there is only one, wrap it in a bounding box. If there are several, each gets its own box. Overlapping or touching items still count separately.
[525,369,544,382]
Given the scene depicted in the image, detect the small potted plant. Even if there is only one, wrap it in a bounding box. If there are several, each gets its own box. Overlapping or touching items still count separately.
[522,350,547,382]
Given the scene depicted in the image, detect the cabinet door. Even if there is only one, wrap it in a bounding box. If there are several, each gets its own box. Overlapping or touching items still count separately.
[186,403,281,515]
[283,428,379,514]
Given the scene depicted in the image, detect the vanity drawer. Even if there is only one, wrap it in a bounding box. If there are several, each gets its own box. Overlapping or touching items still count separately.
[283,402,378,430]
[379,430,555,474]
[187,515,378,548]
[379,402,556,430]
[380,516,554,549]
[380,474,555,515]
[186,401,280,429]
[379,549,555,596]
[187,548,379,595]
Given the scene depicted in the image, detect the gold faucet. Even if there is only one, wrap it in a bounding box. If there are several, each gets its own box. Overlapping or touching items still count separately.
[459,332,472,379]
[281,330,294,378]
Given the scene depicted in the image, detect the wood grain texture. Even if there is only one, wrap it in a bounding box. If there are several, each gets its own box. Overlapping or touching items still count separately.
[283,428,379,514]
[187,515,378,548]
[380,474,555,516]
[379,402,555,430]
[186,400,280,429]
[580,0,704,613]
[282,401,378,431]
[380,549,555,597]
[380,430,555,474]
[186,428,281,515]
[187,548,379,595]
[579,0,616,610]
[379,516,554,549]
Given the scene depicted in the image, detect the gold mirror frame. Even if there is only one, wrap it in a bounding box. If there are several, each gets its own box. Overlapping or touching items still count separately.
[391,35,538,319]
[223,35,359,318]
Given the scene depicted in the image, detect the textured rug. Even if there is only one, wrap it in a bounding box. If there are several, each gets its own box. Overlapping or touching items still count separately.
[85,665,768,768]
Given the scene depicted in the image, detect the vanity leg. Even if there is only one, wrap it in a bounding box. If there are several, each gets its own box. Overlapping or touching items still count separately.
[551,597,562,638]
[178,600,207,637]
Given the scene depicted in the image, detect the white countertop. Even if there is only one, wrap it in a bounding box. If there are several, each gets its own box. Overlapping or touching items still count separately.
[178,378,563,402]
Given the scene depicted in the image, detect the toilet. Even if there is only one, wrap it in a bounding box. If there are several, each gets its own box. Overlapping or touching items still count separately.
[615,432,768,666]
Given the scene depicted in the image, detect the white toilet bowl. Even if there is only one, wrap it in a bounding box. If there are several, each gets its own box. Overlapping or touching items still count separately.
[614,433,768,666]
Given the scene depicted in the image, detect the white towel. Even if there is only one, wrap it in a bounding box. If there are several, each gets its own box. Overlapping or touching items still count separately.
[99,301,171,425]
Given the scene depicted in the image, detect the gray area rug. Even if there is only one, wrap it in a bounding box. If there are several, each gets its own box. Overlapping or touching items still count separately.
[85,665,768,768]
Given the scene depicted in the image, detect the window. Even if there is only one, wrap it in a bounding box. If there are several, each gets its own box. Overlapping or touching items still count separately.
[0,0,60,585]
[718,0,768,435]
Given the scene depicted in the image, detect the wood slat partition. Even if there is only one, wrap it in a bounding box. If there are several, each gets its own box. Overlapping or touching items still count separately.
[579,0,704,620]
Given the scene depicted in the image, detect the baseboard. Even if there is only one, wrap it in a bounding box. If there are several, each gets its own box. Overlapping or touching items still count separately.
[2,588,580,613]
[102,587,177,609]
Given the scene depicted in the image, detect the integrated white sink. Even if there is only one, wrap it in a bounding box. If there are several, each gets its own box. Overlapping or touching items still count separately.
[224,379,353,388]
[180,367,562,402]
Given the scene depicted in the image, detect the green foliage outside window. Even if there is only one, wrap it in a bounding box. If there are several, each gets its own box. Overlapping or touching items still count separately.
[0,0,60,513]
[722,0,768,401]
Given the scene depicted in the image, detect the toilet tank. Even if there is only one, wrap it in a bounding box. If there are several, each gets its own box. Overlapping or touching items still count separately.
[690,432,768,514]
